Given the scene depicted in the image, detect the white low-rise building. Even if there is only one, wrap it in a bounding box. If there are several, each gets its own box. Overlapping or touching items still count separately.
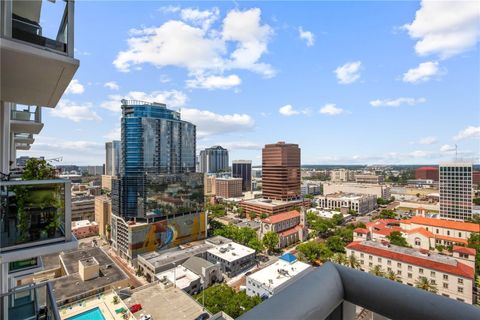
[316,192,377,214]
[246,254,312,299]
[156,265,201,295]
[206,242,256,277]
[322,182,391,200]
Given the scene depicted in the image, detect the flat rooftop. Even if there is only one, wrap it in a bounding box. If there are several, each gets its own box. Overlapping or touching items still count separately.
[323,192,370,200]
[125,284,207,320]
[241,198,304,208]
[248,259,312,290]
[207,242,255,262]
[157,266,200,290]
[139,243,215,268]
[51,247,128,302]
[205,236,233,246]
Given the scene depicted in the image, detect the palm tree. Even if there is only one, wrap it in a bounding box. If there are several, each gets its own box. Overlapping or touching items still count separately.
[386,270,399,282]
[369,265,385,277]
[415,276,438,293]
[348,254,361,269]
[331,253,348,266]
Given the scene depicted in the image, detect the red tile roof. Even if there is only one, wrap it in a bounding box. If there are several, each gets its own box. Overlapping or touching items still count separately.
[372,227,403,236]
[262,210,301,224]
[279,225,304,237]
[406,227,434,238]
[453,246,476,256]
[346,241,474,279]
[354,228,369,234]
[434,234,468,244]
[403,216,480,233]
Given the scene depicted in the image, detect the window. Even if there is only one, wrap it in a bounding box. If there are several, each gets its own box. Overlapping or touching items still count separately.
[397,270,402,275]
[378,257,382,263]
[387,260,391,266]
[431,280,436,285]
[431,271,435,277]
[442,294,449,298]
[443,283,448,289]
[458,287,463,293]
[419,268,423,274]
[443,275,448,280]
[458,278,463,285]
[458,232,462,237]
[397,262,402,268]
[369,255,373,260]
[360,253,364,258]
[369,262,373,267]
[408,265,412,271]
[447,230,450,236]
[457,298,464,302]
[408,273,412,278]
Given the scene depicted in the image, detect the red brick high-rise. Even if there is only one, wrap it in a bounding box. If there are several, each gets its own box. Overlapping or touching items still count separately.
[415,166,439,181]
[262,142,301,201]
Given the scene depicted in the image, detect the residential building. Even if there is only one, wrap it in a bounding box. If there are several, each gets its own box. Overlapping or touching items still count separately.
[232,160,252,192]
[316,192,377,215]
[355,174,384,184]
[346,241,475,304]
[416,166,439,181]
[206,242,256,277]
[330,169,355,182]
[71,220,99,239]
[0,1,78,318]
[199,146,229,173]
[439,163,473,220]
[322,182,391,199]
[246,253,312,298]
[204,175,216,196]
[101,174,113,191]
[240,198,308,216]
[301,182,321,196]
[105,140,121,176]
[71,195,95,222]
[95,195,112,239]
[260,210,307,248]
[262,142,301,201]
[215,177,243,198]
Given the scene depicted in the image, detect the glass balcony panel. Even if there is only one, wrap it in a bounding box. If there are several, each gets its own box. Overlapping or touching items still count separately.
[0,180,67,249]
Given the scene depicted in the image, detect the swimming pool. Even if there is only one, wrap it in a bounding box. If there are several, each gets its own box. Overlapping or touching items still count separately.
[65,307,106,320]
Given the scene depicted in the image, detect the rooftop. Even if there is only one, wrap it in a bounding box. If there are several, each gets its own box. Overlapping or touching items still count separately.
[322,192,372,200]
[157,265,200,290]
[247,259,312,290]
[182,256,215,276]
[205,236,233,246]
[403,216,480,232]
[207,242,255,262]
[453,246,476,256]
[262,210,300,224]
[241,198,304,208]
[347,241,475,279]
[139,243,215,268]
[354,228,369,234]
[279,225,304,237]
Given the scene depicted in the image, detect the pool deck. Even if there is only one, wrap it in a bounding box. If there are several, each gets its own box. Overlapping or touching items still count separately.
[60,291,135,320]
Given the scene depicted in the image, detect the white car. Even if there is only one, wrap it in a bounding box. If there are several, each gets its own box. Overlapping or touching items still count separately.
[139,314,152,320]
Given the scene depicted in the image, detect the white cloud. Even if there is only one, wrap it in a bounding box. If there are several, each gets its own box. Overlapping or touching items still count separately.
[180,7,219,30]
[104,81,119,91]
[454,126,480,141]
[65,79,85,95]
[402,61,440,83]
[186,74,241,90]
[416,136,437,145]
[319,104,345,116]
[370,97,427,107]
[104,127,121,141]
[158,5,181,14]
[181,108,255,138]
[50,99,101,122]
[113,8,275,84]
[214,141,262,150]
[334,61,362,84]
[101,90,188,112]
[440,144,456,152]
[403,0,480,59]
[298,27,315,46]
[278,104,311,116]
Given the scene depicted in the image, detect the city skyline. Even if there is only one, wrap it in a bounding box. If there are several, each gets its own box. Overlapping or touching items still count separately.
[19,1,480,166]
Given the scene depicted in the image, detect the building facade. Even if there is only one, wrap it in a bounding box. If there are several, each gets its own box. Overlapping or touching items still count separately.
[355,174,384,184]
[232,160,252,192]
[316,193,377,214]
[416,166,439,181]
[71,196,95,222]
[206,242,256,277]
[95,195,112,240]
[322,182,391,200]
[105,140,121,176]
[215,177,243,198]
[260,210,306,248]
[262,142,301,201]
[439,163,473,221]
[199,146,229,174]
[330,169,355,182]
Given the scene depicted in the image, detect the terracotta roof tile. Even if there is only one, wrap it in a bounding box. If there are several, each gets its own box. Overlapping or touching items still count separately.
[279,225,304,237]
[453,246,476,256]
[354,228,369,234]
[404,216,480,233]
[262,210,301,224]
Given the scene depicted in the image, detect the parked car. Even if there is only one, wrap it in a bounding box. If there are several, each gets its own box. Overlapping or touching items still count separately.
[129,304,142,313]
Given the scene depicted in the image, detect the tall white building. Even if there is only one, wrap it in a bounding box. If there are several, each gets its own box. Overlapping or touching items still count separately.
[105,140,121,176]
[439,163,473,221]
[0,1,78,318]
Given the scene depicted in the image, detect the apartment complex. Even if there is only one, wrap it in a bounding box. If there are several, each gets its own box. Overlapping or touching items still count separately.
[260,210,306,248]
[232,160,252,192]
[105,140,121,176]
[330,169,355,182]
[0,1,78,318]
[215,177,243,198]
[322,182,391,199]
[262,142,301,201]
[346,241,475,304]
[439,163,473,221]
[316,192,377,214]
[199,145,229,174]
[355,174,384,184]
[416,166,439,181]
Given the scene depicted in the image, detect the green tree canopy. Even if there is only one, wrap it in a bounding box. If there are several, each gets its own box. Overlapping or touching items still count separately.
[22,158,56,180]
[326,236,346,253]
[263,231,280,253]
[387,231,409,247]
[297,241,333,264]
[415,276,438,293]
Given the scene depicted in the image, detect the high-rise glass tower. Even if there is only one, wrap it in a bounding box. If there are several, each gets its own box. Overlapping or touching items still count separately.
[232,160,252,192]
[439,163,473,221]
[105,140,121,176]
[199,146,229,173]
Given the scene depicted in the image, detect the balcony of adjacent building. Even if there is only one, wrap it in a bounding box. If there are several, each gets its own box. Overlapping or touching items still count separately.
[0,281,60,320]
[10,105,44,135]
[0,0,79,107]
[0,179,76,262]
[239,262,480,320]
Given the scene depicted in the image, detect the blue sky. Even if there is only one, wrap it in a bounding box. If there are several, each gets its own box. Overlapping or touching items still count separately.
[21,1,480,165]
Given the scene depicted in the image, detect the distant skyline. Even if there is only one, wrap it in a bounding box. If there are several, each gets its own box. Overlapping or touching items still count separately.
[20,1,480,165]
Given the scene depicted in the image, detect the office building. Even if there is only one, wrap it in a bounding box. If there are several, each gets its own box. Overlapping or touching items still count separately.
[301,182,321,196]
[416,166,439,181]
[204,175,216,196]
[260,210,306,248]
[439,163,473,220]
[232,160,252,192]
[95,195,112,240]
[215,177,243,198]
[316,192,377,215]
[262,142,301,201]
[105,140,121,176]
[240,198,308,216]
[355,174,384,184]
[322,182,391,200]
[206,242,256,277]
[246,254,312,299]
[346,241,475,304]
[0,1,79,318]
[199,146,229,173]
[330,169,355,182]
[71,195,95,222]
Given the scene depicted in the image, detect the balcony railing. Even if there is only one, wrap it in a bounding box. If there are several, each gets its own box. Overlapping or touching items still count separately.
[0,179,71,251]
[239,262,480,320]
[11,106,41,123]
[2,0,74,57]
[0,281,60,320]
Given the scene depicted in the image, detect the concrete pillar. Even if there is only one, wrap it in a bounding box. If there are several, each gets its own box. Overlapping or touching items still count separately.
[0,101,11,174]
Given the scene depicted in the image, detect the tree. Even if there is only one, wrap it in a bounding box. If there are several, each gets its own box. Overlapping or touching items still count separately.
[330,253,348,265]
[472,198,480,206]
[194,284,261,318]
[377,210,396,220]
[260,213,268,219]
[249,212,257,219]
[387,231,409,247]
[297,241,332,265]
[22,158,56,180]
[369,265,385,277]
[386,270,400,282]
[247,238,264,253]
[263,231,279,253]
[332,213,344,226]
[326,236,346,253]
[348,254,361,269]
[415,276,438,293]
[467,232,480,275]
